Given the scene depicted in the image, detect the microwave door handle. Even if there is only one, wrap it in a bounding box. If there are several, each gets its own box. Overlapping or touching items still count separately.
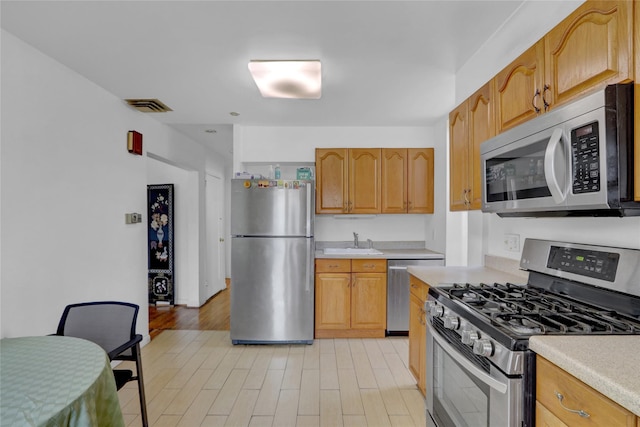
[544,128,567,204]
[427,322,508,394]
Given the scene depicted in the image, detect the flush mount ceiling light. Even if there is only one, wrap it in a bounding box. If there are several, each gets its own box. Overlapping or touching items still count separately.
[248,60,321,99]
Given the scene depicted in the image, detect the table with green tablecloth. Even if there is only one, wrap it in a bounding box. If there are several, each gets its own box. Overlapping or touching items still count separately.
[0,335,125,427]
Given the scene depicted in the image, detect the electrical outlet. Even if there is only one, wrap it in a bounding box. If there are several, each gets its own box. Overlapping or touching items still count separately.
[504,234,520,252]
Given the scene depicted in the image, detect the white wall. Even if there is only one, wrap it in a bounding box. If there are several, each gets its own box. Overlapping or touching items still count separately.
[233,125,447,254]
[1,30,227,338]
[449,0,640,263]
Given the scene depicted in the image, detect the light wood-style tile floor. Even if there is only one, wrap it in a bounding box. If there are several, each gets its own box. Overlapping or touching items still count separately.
[117,330,426,427]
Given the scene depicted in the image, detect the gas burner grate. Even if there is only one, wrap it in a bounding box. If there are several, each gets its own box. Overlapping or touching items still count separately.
[441,282,640,336]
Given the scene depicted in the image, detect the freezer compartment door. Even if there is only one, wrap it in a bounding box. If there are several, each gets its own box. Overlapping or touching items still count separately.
[231,236,314,343]
[231,179,314,237]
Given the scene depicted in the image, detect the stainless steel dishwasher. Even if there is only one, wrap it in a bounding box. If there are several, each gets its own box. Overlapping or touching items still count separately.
[387,258,444,335]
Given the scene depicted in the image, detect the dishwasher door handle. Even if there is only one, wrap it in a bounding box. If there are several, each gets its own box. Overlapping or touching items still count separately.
[388,266,408,270]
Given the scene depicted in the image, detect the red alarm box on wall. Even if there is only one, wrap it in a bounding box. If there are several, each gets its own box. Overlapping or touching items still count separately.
[127,130,143,155]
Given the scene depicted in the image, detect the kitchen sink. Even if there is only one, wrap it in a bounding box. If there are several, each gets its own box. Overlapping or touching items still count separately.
[323,248,383,255]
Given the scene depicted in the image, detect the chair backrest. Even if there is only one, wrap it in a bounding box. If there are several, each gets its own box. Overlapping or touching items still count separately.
[56,301,139,358]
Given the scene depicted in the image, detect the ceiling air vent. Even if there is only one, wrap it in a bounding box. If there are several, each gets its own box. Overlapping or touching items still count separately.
[125,98,173,113]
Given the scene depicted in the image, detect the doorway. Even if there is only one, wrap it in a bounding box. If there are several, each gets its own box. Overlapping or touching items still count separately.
[205,173,226,301]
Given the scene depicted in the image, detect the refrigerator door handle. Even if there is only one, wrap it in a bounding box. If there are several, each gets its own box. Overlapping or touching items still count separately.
[306,182,312,237]
[306,238,313,293]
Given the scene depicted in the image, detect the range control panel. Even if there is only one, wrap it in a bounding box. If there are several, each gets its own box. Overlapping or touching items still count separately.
[571,121,600,194]
[547,245,619,282]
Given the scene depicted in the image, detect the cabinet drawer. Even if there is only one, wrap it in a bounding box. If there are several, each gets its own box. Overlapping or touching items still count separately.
[409,274,429,300]
[315,259,351,273]
[351,259,386,273]
[536,356,636,427]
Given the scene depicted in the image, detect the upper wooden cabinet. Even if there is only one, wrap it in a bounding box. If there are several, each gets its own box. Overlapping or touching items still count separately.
[316,148,349,214]
[494,41,545,133]
[349,148,381,214]
[317,147,434,215]
[450,82,493,210]
[381,148,434,213]
[494,0,632,133]
[544,0,633,109]
[315,148,380,214]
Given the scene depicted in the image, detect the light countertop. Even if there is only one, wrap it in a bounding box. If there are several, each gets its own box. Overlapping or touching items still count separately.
[530,335,640,417]
[406,265,528,286]
[314,241,445,260]
[315,248,445,260]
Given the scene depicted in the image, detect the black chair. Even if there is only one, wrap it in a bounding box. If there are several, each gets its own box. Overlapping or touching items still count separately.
[56,301,148,427]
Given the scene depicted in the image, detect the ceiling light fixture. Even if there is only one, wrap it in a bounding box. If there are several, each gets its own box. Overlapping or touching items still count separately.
[248,60,321,99]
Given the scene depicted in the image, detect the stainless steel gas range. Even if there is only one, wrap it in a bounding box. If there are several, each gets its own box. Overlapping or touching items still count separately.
[425,239,640,427]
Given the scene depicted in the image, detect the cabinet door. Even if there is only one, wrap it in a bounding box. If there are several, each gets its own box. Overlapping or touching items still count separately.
[381,148,408,213]
[418,307,426,397]
[494,40,545,133]
[468,82,494,210]
[636,0,640,202]
[449,101,469,211]
[536,402,569,427]
[349,148,381,213]
[315,273,351,330]
[408,292,423,385]
[350,272,386,329]
[407,148,434,213]
[316,148,348,214]
[544,0,632,109]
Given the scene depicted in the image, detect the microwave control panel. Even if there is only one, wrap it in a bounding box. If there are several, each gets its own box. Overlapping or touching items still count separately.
[571,121,600,194]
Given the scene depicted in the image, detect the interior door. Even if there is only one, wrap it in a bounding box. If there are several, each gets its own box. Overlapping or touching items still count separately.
[206,174,225,299]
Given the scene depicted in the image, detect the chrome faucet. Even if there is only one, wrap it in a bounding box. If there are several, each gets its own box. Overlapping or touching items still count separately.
[353,232,359,248]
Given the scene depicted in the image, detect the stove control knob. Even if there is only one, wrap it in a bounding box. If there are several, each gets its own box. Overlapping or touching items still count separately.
[443,316,460,330]
[430,304,444,318]
[473,339,494,357]
[461,330,479,346]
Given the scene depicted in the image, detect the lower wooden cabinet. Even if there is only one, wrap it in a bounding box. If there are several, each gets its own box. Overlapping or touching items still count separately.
[315,258,387,338]
[536,355,637,426]
[408,274,429,396]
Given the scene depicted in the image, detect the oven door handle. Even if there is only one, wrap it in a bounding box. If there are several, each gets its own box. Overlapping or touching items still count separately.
[427,322,508,394]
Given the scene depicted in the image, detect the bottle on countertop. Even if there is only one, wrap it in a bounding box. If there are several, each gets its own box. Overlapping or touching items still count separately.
[274,164,281,179]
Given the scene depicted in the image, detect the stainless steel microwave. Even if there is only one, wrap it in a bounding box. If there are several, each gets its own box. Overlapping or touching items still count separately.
[480,83,637,217]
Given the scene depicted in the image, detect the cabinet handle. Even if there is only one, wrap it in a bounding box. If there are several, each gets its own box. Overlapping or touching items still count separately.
[542,84,551,111]
[554,391,590,418]
[463,189,470,206]
[531,88,541,114]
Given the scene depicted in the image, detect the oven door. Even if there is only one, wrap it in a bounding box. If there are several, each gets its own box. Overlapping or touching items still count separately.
[426,321,523,427]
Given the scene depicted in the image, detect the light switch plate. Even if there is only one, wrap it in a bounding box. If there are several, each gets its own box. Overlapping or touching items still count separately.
[125,213,142,224]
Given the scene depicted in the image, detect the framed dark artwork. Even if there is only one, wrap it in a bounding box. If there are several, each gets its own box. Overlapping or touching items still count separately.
[147,184,174,305]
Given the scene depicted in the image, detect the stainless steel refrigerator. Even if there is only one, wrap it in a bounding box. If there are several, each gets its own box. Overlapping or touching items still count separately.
[230,179,315,344]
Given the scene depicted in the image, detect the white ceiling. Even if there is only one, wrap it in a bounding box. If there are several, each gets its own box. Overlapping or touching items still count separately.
[1,0,526,160]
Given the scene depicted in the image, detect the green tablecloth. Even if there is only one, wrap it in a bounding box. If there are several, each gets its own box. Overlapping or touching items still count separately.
[0,336,125,427]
